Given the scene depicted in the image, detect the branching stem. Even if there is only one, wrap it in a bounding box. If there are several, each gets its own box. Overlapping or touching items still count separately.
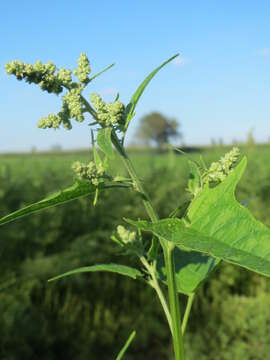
[182,293,195,335]
[140,256,172,335]
[111,130,185,360]
[83,96,185,359]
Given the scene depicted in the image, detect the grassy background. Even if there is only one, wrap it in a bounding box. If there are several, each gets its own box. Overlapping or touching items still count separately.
[1,145,270,359]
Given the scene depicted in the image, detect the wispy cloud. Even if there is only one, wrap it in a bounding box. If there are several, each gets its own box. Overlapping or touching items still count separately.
[258,48,270,57]
[172,55,189,67]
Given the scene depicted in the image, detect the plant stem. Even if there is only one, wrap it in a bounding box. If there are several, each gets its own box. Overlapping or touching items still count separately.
[82,97,185,359]
[140,257,173,334]
[181,293,195,335]
[111,131,185,359]
[164,246,185,360]
[111,133,159,222]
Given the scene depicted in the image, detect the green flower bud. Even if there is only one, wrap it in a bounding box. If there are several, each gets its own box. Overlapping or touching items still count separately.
[37,113,61,129]
[63,86,84,122]
[72,161,105,185]
[114,225,144,256]
[44,61,56,74]
[90,93,125,129]
[57,68,72,86]
[74,53,91,83]
[33,60,44,73]
[116,225,137,244]
[5,59,66,94]
[204,147,240,185]
[5,61,26,79]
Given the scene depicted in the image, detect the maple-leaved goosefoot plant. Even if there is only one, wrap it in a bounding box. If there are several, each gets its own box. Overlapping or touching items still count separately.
[3,53,270,360]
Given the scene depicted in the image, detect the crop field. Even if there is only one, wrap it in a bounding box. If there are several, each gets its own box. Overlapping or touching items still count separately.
[1,145,270,359]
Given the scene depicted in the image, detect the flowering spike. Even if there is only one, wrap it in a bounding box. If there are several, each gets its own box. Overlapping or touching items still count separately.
[204,147,240,185]
[74,53,91,84]
[62,86,84,122]
[72,161,106,186]
[5,60,68,94]
[37,114,61,129]
[114,225,144,256]
[90,93,125,129]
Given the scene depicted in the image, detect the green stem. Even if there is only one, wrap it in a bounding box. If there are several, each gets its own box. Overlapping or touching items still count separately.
[111,131,185,360]
[140,257,173,334]
[83,98,185,359]
[181,293,195,335]
[165,246,185,360]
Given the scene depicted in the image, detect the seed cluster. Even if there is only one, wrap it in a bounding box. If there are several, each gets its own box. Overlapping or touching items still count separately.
[115,225,144,256]
[5,60,72,94]
[6,53,126,132]
[72,161,105,186]
[116,225,137,244]
[6,54,92,130]
[62,86,84,122]
[91,93,125,129]
[204,147,240,184]
[74,53,91,84]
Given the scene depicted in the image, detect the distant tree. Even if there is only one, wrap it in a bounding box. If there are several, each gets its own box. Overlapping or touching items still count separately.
[136,112,181,148]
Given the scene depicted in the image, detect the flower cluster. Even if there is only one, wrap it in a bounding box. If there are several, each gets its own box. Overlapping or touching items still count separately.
[113,225,144,256]
[5,54,124,131]
[62,85,84,122]
[74,53,91,84]
[5,60,72,94]
[6,54,89,130]
[72,161,105,186]
[116,225,137,245]
[204,147,240,185]
[57,68,72,86]
[38,114,61,129]
[91,93,125,129]
[37,103,72,130]
[36,83,85,129]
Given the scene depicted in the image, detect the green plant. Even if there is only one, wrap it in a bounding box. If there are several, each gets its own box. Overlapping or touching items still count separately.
[3,53,270,360]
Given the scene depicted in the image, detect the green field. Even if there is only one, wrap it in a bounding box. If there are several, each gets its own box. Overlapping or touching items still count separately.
[1,145,270,359]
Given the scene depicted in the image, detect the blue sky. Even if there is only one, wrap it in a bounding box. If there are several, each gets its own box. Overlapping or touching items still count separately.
[1,0,270,152]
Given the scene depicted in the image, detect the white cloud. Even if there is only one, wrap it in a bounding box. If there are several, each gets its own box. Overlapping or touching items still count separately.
[259,48,270,57]
[172,55,186,67]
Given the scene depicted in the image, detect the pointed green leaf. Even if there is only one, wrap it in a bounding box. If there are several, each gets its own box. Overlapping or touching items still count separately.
[115,330,136,360]
[0,182,127,226]
[48,264,143,282]
[124,54,179,130]
[97,127,114,159]
[89,63,115,82]
[129,157,270,279]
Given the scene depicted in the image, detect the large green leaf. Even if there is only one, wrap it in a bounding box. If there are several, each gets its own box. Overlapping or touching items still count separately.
[0,181,126,226]
[124,54,179,131]
[160,194,219,294]
[97,127,114,159]
[157,248,219,294]
[128,157,270,279]
[115,330,136,360]
[48,264,143,282]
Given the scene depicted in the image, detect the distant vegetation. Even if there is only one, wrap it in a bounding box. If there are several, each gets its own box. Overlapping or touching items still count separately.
[1,146,270,359]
